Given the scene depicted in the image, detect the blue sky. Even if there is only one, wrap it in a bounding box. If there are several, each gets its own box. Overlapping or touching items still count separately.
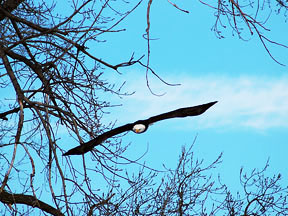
[89,1,288,193]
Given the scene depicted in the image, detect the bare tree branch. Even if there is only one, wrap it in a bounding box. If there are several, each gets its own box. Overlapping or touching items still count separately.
[0,0,24,21]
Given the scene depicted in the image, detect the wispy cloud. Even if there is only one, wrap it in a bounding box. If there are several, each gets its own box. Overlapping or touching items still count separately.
[115,73,288,130]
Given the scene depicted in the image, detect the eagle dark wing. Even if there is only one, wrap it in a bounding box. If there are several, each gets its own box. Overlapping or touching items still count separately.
[63,101,217,156]
[145,101,217,124]
[63,123,133,156]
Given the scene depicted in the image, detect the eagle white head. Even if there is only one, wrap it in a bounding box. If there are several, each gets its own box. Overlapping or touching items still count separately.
[132,124,146,133]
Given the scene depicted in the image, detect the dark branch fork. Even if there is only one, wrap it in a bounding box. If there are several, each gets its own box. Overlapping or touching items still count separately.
[63,101,217,156]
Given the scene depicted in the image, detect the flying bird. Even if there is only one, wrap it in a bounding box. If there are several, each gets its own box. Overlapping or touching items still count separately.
[63,101,217,156]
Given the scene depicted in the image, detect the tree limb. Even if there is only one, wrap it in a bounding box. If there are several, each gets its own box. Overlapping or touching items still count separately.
[0,0,24,21]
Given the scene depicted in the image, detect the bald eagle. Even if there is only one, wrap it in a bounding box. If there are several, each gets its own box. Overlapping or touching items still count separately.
[63,101,217,156]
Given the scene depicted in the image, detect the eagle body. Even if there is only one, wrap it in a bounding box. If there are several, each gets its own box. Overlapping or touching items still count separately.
[63,101,217,156]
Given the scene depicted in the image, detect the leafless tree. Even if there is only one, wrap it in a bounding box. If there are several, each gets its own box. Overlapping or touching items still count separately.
[0,0,288,215]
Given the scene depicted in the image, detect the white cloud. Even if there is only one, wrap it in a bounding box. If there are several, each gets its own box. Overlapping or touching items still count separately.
[115,73,288,130]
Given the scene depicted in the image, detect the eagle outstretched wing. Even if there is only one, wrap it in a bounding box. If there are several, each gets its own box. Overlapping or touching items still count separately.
[146,101,217,124]
[63,101,217,156]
